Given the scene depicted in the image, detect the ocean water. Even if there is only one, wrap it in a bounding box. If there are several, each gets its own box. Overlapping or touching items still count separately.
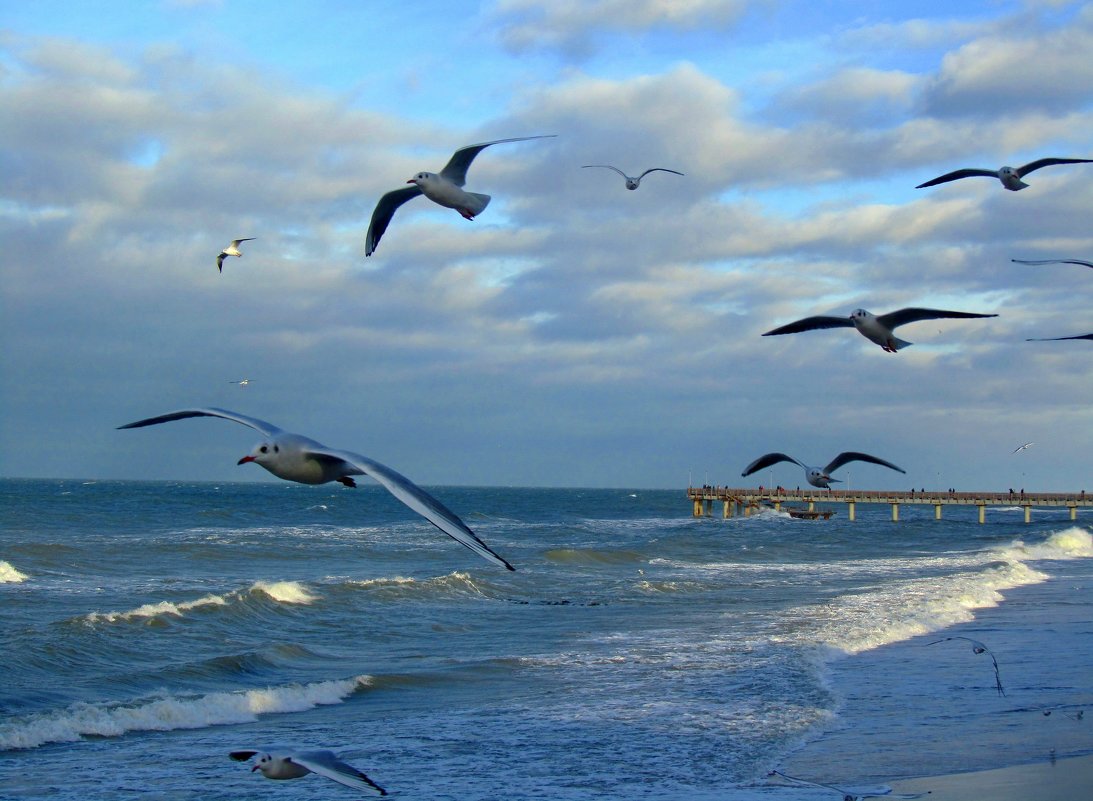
[1,478,1091,800]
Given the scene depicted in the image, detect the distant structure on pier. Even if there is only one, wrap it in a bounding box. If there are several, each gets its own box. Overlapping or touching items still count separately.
[688,486,1089,524]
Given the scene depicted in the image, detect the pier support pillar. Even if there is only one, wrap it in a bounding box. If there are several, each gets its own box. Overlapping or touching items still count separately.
[848,501,855,521]
[693,499,703,517]
[807,501,815,511]
[934,504,942,520]
[1024,505,1032,524]
[704,499,712,517]
[1072,506,1078,521]
[723,500,732,519]
[891,503,899,522]
[773,501,782,511]
[978,505,986,524]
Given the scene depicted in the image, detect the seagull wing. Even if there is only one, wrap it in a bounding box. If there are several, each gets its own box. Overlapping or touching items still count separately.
[292,751,388,795]
[230,238,255,247]
[742,453,803,477]
[365,186,422,256]
[1014,157,1093,177]
[637,168,684,178]
[915,168,999,188]
[117,407,283,437]
[228,749,261,762]
[440,135,556,186]
[762,315,852,336]
[582,164,629,179]
[1026,333,1093,341]
[877,307,997,330]
[305,446,515,571]
[216,254,225,273]
[824,451,905,475]
[1011,258,1093,268]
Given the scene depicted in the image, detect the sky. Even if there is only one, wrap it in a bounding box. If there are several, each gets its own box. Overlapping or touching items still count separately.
[1,0,1091,492]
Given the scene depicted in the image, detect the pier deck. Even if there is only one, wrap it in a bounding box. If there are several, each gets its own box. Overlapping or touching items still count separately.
[688,487,1090,523]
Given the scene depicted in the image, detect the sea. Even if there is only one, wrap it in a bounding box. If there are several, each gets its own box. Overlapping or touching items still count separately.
[1,478,1091,800]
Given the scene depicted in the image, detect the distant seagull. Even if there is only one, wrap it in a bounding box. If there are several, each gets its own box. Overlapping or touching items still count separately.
[1040,706,1085,722]
[118,407,514,571]
[742,452,905,489]
[581,164,684,190]
[229,378,251,387]
[916,157,1092,191]
[926,635,1005,696]
[1011,442,1034,454]
[217,238,255,273]
[1011,258,1093,269]
[1026,333,1093,342]
[364,135,555,256]
[762,307,998,352]
[767,770,929,800]
[230,748,387,795]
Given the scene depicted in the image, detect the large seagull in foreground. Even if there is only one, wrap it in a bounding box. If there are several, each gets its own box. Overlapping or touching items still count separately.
[762,307,998,352]
[916,157,1092,191]
[742,451,905,489]
[364,135,555,256]
[118,407,514,571]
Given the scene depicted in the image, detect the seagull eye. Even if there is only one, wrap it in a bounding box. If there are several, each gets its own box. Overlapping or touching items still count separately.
[273,445,279,453]
[260,446,268,454]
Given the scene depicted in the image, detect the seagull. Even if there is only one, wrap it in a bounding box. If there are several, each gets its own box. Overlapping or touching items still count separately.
[1011,258,1093,269]
[581,165,684,190]
[229,378,251,387]
[1026,333,1093,342]
[230,748,387,795]
[1011,442,1034,454]
[926,635,1005,696]
[767,770,929,800]
[118,407,514,571]
[364,135,555,256]
[762,307,998,352]
[1040,706,1085,721]
[916,157,1092,191]
[217,238,255,273]
[742,452,905,489]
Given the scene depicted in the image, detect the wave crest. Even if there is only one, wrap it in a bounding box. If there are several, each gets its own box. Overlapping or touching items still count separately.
[0,560,28,583]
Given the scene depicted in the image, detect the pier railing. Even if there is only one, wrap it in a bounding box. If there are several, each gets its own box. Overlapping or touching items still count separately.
[687,487,1090,523]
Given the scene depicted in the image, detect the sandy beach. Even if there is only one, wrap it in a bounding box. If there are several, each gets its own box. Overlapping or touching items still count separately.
[892,754,1093,801]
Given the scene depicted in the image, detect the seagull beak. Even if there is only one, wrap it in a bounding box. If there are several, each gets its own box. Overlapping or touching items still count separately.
[238,455,256,465]
[251,764,260,772]
[406,179,416,184]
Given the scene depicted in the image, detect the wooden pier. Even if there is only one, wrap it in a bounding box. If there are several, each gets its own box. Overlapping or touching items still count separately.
[688,487,1090,524]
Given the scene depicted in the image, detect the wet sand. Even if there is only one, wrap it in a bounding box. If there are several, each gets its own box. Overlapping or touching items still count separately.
[891,754,1093,801]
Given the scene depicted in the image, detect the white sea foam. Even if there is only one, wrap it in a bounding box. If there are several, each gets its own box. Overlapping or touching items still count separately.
[0,560,29,583]
[802,526,1092,656]
[250,580,317,604]
[0,674,372,751]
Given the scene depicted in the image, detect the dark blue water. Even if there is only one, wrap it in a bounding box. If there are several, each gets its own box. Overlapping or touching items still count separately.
[1,479,1090,799]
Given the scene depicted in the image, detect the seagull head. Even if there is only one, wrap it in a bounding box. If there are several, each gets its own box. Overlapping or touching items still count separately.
[252,753,273,774]
[849,308,873,324]
[998,166,1029,190]
[625,179,640,190]
[238,440,280,469]
[407,171,436,187]
[807,468,836,488]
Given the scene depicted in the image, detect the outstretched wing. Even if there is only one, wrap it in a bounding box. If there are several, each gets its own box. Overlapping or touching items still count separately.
[877,307,997,330]
[637,168,684,179]
[293,751,388,795]
[1015,157,1093,177]
[742,453,802,477]
[1026,333,1093,341]
[440,135,556,186]
[582,164,629,179]
[230,238,255,247]
[117,407,282,437]
[915,168,999,188]
[824,451,905,475]
[307,446,515,571]
[1011,258,1093,268]
[228,749,261,762]
[762,315,853,336]
[365,186,423,256]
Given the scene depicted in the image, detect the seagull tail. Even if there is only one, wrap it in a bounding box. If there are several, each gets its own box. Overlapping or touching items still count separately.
[465,193,491,216]
[890,336,913,351]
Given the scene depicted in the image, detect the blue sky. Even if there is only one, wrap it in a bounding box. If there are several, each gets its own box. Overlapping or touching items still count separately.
[1,0,1091,491]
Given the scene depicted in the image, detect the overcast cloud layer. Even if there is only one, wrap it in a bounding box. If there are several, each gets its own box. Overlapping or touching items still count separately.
[1,1,1090,491]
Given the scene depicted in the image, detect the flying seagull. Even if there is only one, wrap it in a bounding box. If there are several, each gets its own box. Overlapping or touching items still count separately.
[581,164,684,190]
[217,238,255,273]
[767,770,929,800]
[229,378,251,387]
[230,748,387,795]
[364,135,555,256]
[926,635,1005,696]
[118,407,514,570]
[742,452,905,489]
[916,157,1092,191]
[1011,442,1034,454]
[1011,258,1093,269]
[1026,333,1093,342]
[762,307,998,352]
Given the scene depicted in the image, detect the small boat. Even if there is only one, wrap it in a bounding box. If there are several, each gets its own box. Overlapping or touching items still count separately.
[784,506,834,520]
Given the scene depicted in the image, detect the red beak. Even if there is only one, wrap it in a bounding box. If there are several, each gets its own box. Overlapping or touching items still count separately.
[237,455,256,465]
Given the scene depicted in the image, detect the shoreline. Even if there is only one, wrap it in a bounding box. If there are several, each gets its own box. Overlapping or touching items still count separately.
[891,753,1093,801]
